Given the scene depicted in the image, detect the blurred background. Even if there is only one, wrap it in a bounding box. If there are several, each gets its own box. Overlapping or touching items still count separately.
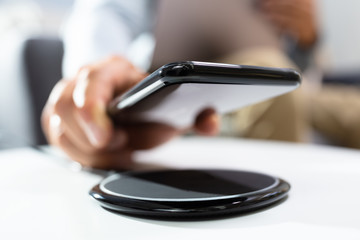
[0,0,72,148]
[1,0,360,149]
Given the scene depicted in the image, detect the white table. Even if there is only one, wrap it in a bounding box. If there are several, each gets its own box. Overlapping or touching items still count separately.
[1,137,360,239]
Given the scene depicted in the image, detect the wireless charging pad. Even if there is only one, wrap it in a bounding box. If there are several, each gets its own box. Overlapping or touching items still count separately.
[90,169,290,219]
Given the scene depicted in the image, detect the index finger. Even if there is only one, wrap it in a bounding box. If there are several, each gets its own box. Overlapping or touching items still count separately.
[72,56,147,148]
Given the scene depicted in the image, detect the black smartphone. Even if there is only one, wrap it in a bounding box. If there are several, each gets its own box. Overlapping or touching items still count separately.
[90,169,290,219]
[108,61,301,128]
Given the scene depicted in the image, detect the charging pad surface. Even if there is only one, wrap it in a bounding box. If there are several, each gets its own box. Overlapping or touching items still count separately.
[90,169,290,219]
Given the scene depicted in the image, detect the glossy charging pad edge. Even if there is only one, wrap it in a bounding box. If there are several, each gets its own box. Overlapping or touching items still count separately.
[89,169,290,219]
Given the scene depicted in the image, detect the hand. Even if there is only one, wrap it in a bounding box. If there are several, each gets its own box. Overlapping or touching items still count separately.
[259,0,318,48]
[42,56,219,169]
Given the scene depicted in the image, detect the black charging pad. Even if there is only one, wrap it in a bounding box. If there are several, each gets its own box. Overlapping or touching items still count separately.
[90,169,290,219]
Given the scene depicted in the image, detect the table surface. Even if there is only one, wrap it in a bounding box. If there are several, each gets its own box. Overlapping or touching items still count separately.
[1,136,360,239]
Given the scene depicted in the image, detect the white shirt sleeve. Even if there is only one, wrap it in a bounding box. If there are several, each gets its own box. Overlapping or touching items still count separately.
[62,0,156,77]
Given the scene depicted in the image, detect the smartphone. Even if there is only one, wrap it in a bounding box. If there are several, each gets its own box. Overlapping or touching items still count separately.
[108,61,301,128]
[90,169,290,219]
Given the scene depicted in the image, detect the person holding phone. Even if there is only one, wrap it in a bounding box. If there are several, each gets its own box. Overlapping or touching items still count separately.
[42,0,315,169]
[42,56,220,169]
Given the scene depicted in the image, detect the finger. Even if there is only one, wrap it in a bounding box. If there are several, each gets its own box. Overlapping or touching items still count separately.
[123,122,180,150]
[42,79,68,137]
[73,56,146,108]
[50,79,109,153]
[42,78,126,154]
[42,79,72,143]
[72,56,146,148]
[50,79,99,152]
[194,108,220,136]
[62,113,128,153]
[45,100,132,169]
